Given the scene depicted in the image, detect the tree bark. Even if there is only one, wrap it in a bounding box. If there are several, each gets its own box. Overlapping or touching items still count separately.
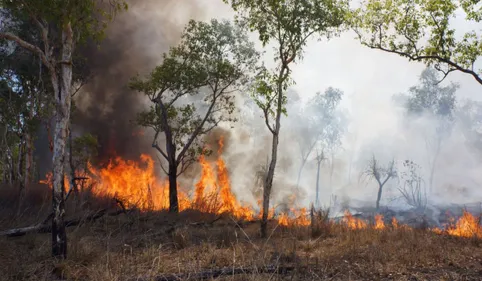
[51,23,73,259]
[168,161,179,213]
[315,159,321,208]
[376,184,383,211]
[261,64,287,238]
[25,133,32,187]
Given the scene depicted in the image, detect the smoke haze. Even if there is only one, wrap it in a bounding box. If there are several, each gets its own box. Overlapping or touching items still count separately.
[65,1,482,214]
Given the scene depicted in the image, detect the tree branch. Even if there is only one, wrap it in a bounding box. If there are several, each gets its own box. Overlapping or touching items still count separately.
[0,32,53,72]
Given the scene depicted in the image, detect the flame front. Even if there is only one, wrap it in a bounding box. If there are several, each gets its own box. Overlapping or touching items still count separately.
[36,136,482,239]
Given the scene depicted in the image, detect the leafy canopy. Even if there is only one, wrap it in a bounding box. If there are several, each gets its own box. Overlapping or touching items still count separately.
[350,0,482,85]
[130,19,258,172]
[224,0,349,133]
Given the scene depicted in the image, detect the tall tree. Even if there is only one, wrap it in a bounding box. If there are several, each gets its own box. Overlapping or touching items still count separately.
[225,0,348,238]
[130,19,258,213]
[351,0,482,85]
[308,87,345,206]
[0,0,127,259]
[400,67,458,194]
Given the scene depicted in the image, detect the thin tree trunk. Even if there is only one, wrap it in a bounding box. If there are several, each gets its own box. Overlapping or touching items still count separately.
[261,133,278,238]
[329,153,334,189]
[261,64,287,238]
[295,160,306,191]
[376,184,383,211]
[51,23,73,259]
[25,133,32,187]
[315,160,321,208]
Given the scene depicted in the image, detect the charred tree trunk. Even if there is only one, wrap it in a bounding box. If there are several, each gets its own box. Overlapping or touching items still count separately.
[168,160,179,213]
[51,23,73,259]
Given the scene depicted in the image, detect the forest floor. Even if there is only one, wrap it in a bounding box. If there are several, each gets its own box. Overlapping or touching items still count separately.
[0,186,481,281]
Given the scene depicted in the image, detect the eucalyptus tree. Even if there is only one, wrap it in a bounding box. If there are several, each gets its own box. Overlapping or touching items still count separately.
[225,0,349,237]
[0,0,127,258]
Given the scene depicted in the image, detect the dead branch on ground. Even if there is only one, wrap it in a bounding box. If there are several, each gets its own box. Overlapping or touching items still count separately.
[128,264,299,281]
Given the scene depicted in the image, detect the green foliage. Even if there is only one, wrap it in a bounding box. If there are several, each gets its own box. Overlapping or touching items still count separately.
[308,87,346,153]
[225,0,349,133]
[404,67,458,119]
[71,133,98,171]
[350,0,482,84]
[1,0,128,44]
[130,19,258,173]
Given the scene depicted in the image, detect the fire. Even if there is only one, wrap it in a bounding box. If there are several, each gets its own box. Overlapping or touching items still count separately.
[37,135,482,239]
[88,154,190,211]
[193,136,254,220]
[342,210,367,229]
[392,217,399,229]
[374,214,385,230]
[39,172,72,192]
[443,210,482,238]
[278,208,310,227]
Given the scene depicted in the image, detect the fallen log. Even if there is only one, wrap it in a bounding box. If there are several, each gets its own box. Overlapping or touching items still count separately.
[0,209,130,237]
[128,264,298,281]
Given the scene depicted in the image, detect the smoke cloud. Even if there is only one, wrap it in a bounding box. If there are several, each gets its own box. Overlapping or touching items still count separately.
[73,0,207,164]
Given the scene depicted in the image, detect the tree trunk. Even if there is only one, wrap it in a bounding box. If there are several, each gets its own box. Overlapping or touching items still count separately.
[329,153,334,189]
[315,160,321,208]
[376,184,383,211]
[295,159,306,191]
[51,23,73,259]
[168,161,179,213]
[260,63,287,238]
[24,133,32,187]
[261,133,278,238]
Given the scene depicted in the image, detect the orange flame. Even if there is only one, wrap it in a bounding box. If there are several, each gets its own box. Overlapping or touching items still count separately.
[342,210,367,229]
[193,136,254,220]
[374,214,385,230]
[88,154,190,211]
[443,210,482,238]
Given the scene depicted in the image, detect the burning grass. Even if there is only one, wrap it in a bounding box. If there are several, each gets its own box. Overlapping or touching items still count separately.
[0,206,482,281]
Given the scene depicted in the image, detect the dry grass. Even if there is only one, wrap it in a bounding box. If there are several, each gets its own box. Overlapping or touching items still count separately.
[0,188,481,280]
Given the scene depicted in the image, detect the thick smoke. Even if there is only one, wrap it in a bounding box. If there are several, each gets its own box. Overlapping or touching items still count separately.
[73,0,207,164]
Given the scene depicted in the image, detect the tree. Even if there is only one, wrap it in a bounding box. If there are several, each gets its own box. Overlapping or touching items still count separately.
[0,17,53,189]
[310,87,346,189]
[0,0,127,259]
[130,19,258,213]
[400,67,458,194]
[398,160,427,211]
[351,0,482,85]
[225,0,348,238]
[456,99,482,154]
[364,155,396,211]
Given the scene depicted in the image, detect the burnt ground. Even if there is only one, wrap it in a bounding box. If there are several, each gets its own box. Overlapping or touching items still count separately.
[0,185,481,281]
